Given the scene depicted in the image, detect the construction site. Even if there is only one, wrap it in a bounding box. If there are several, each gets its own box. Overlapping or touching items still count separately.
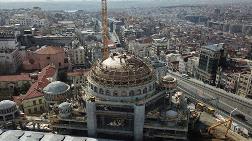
[0,0,251,141]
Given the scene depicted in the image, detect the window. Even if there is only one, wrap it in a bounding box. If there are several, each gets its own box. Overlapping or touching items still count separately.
[129,90,134,96]
[106,90,110,95]
[46,56,50,60]
[94,86,98,93]
[39,99,42,104]
[28,109,31,114]
[99,88,104,94]
[113,91,118,96]
[59,62,61,67]
[143,87,147,94]
[33,100,36,105]
[137,89,141,95]
[34,107,37,113]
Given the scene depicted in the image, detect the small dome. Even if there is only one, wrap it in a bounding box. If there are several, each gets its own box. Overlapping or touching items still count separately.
[166,110,178,118]
[162,75,176,82]
[43,81,70,94]
[59,102,71,109]
[0,100,16,110]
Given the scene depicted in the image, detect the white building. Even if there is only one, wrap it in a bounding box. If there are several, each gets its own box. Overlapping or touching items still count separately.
[8,14,47,27]
[166,53,182,70]
[70,46,86,67]
[0,48,22,74]
[179,58,186,74]
[186,56,199,77]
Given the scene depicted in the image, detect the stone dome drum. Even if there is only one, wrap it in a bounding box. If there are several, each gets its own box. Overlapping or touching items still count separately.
[161,75,177,89]
[87,53,156,101]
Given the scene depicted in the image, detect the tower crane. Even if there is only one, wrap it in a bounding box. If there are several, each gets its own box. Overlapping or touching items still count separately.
[101,0,109,60]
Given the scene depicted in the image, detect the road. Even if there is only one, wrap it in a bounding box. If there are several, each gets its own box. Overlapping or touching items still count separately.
[167,71,252,134]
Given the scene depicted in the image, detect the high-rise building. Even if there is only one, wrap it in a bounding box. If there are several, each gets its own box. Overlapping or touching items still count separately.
[197,43,226,85]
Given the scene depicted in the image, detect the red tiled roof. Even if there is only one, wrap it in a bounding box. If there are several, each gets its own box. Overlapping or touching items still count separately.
[0,74,31,82]
[67,69,90,77]
[13,65,57,103]
[35,46,64,55]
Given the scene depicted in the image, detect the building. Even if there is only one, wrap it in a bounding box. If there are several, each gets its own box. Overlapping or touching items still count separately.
[67,69,89,88]
[49,52,189,141]
[0,32,22,74]
[186,57,199,77]
[13,65,57,115]
[236,71,252,99]
[8,14,48,27]
[0,74,32,100]
[22,46,69,71]
[70,46,86,68]
[197,44,225,85]
[0,130,118,141]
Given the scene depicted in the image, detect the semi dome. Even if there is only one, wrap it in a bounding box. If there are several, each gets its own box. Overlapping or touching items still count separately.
[162,75,176,82]
[58,102,72,118]
[43,81,70,94]
[89,52,155,87]
[0,100,16,111]
[166,110,178,119]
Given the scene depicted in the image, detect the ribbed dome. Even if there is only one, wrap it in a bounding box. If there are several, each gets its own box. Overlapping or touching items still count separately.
[162,75,176,82]
[59,102,71,109]
[0,100,16,110]
[89,52,155,86]
[43,81,70,94]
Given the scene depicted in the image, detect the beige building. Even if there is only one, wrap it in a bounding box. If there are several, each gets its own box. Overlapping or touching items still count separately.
[14,65,57,115]
[186,56,199,77]
[70,46,86,67]
[236,71,252,99]
[67,69,89,87]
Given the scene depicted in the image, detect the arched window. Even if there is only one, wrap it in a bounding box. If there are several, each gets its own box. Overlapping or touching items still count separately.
[94,86,98,93]
[106,90,111,95]
[121,91,127,96]
[99,88,104,94]
[137,89,141,95]
[149,85,152,91]
[113,91,118,96]
[143,87,147,94]
[129,90,134,96]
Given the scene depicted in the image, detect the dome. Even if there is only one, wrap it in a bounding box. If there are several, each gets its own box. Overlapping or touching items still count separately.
[166,110,178,119]
[0,100,16,110]
[58,102,72,118]
[89,52,155,87]
[162,75,176,82]
[59,102,71,109]
[43,81,70,94]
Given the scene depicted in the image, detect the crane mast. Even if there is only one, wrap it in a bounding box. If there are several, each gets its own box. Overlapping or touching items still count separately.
[101,0,109,60]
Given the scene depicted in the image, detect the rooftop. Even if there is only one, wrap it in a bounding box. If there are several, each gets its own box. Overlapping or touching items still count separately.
[35,46,65,55]
[203,44,223,52]
[0,74,31,82]
[13,65,57,103]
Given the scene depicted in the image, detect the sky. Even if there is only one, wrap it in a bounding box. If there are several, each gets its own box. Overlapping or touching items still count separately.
[0,0,250,11]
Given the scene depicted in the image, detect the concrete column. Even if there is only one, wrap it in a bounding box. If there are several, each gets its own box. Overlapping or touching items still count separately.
[86,101,97,137]
[134,104,145,141]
